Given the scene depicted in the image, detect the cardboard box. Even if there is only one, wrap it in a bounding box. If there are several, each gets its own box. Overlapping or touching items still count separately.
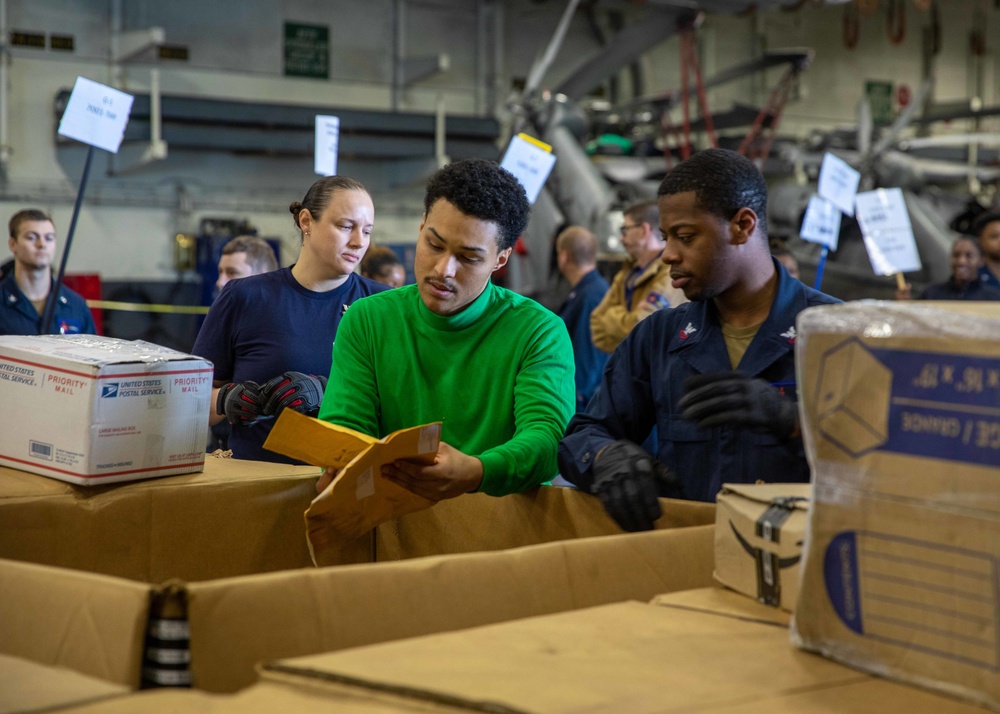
[0,335,212,484]
[714,483,810,612]
[0,654,129,714]
[0,456,716,693]
[0,455,324,581]
[791,301,1000,711]
[253,600,987,713]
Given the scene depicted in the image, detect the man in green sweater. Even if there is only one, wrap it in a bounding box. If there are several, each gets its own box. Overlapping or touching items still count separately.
[316,158,575,500]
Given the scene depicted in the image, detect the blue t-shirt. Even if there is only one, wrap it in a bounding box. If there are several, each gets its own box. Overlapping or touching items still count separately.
[0,271,96,336]
[191,267,389,462]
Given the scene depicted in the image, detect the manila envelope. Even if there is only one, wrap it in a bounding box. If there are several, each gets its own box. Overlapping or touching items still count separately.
[264,410,440,564]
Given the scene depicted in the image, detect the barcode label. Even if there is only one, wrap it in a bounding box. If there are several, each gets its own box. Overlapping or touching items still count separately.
[29,441,53,461]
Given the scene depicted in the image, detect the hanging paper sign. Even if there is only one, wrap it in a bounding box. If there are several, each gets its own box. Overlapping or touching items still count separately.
[57,76,134,153]
[855,188,922,275]
[799,195,841,250]
[817,152,861,216]
[499,133,556,204]
[314,115,340,176]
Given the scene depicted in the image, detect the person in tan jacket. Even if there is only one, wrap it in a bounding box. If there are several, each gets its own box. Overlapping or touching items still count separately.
[590,200,687,353]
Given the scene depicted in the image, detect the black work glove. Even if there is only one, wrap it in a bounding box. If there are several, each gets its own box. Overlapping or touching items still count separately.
[679,372,799,441]
[217,381,265,425]
[591,440,678,533]
[260,371,328,417]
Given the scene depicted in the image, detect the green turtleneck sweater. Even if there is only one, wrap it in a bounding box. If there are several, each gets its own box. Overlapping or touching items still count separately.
[317,281,575,495]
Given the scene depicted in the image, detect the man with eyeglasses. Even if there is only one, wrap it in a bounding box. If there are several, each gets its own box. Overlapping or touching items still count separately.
[590,200,687,354]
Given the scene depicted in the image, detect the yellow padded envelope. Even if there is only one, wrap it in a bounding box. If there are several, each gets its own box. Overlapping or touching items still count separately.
[264,410,441,564]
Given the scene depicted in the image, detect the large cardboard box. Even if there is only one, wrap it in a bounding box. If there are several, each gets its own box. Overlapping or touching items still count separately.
[0,335,212,484]
[792,301,1000,711]
[0,457,716,693]
[0,455,324,580]
[250,600,987,713]
[714,483,810,612]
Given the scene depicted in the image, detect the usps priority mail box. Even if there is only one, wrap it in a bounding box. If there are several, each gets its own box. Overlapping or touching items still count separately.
[791,302,1000,711]
[0,335,212,484]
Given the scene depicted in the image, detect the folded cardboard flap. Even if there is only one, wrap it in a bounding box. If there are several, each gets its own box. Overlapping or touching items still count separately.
[45,601,987,714]
[375,488,716,561]
[0,476,715,694]
[0,559,150,687]
[46,681,465,713]
[258,600,988,714]
[0,653,130,714]
[186,524,714,692]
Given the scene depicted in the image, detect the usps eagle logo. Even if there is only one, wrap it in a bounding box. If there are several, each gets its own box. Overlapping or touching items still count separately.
[781,326,796,344]
[679,322,697,340]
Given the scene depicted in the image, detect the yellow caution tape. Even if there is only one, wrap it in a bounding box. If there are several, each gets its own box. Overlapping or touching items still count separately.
[86,300,210,315]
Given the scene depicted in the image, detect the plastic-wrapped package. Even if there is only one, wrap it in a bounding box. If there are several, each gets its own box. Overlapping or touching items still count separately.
[0,334,212,483]
[791,300,1000,711]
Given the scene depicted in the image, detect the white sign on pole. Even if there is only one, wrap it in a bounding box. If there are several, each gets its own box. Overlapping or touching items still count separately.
[855,188,922,275]
[57,77,135,154]
[817,152,861,216]
[314,115,340,176]
[799,195,841,250]
[499,133,557,204]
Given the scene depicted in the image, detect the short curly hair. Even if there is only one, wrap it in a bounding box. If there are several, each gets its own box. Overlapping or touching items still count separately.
[657,148,768,236]
[973,212,1000,237]
[423,159,530,251]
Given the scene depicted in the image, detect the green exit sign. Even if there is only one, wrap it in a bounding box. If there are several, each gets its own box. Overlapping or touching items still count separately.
[865,80,894,125]
[284,22,328,80]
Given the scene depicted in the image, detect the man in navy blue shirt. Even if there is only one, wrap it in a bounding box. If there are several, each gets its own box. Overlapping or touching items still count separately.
[555,226,609,412]
[1,209,95,336]
[559,149,840,529]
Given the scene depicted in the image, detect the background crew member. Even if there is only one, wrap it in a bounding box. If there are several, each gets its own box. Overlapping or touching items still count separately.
[975,212,1000,290]
[1,209,95,336]
[193,176,388,463]
[555,226,610,411]
[590,199,686,354]
[771,246,801,281]
[361,245,406,288]
[897,236,1000,301]
[316,158,575,500]
[216,235,279,293]
[559,148,840,530]
[207,235,280,452]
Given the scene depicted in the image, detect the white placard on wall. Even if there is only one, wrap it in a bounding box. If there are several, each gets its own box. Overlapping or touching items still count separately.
[314,115,340,176]
[57,77,135,154]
